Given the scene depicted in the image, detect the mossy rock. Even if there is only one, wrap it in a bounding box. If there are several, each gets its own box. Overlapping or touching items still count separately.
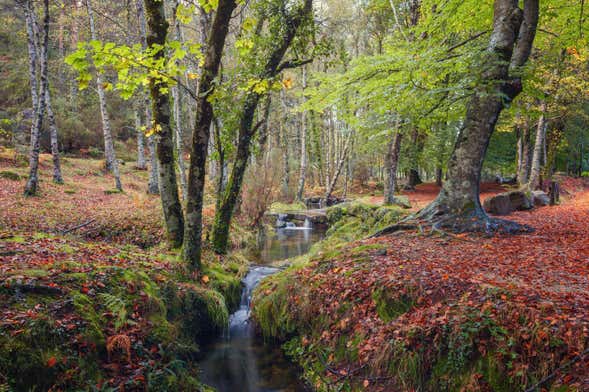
[0,171,21,181]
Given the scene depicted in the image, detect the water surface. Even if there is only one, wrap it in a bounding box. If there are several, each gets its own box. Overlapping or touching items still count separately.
[199,224,324,391]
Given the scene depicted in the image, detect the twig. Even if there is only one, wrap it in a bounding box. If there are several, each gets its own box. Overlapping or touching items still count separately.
[524,348,589,392]
[431,227,475,243]
[61,219,96,235]
[368,224,417,239]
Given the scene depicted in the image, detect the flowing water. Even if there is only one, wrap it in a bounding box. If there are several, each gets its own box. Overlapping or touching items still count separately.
[198,222,325,391]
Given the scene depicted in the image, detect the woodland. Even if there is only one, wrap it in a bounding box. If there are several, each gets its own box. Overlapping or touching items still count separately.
[0,0,588,391]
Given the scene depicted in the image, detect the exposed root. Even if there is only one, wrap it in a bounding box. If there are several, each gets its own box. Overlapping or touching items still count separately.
[371,199,533,239]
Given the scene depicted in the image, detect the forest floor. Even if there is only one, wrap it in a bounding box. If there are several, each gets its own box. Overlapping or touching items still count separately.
[254,177,589,391]
[0,151,248,391]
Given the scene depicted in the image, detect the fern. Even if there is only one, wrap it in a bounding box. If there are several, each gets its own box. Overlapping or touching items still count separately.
[98,293,134,331]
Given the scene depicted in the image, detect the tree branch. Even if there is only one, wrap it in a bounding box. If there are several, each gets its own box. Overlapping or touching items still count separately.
[276,58,313,73]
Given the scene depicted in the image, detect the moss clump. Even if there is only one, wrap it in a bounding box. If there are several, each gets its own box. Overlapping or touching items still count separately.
[269,201,307,212]
[0,171,21,181]
[175,285,229,341]
[72,292,105,347]
[372,287,415,322]
[252,268,303,340]
[0,318,64,391]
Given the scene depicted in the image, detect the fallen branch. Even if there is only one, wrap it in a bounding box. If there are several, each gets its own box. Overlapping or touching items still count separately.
[61,219,96,235]
[524,348,589,392]
[3,283,63,296]
[368,224,417,239]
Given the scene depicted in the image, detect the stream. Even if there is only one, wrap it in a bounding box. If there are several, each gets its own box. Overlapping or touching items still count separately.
[198,221,325,391]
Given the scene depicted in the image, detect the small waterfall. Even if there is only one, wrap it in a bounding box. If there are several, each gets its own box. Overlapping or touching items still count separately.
[276,213,288,228]
[303,218,312,228]
[228,266,279,337]
[285,222,296,228]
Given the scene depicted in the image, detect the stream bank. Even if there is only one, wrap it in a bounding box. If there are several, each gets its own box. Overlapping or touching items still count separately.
[251,197,589,391]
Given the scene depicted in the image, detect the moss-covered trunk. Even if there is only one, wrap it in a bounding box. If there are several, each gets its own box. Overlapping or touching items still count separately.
[183,0,238,269]
[143,0,185,248]
[211,0,314,254]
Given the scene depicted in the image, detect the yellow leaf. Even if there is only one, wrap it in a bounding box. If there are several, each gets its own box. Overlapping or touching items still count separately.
[201,275,210,284]
[282,77,293,89]
[187,72,198,80]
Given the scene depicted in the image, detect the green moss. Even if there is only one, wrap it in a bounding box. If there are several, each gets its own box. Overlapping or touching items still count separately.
[269,201,306,212]
[204,264,243,311]
[175,285,229,341]
[7,268,49,278]
[372,288,415,322]
[252,269,301,340]
[0,318,64,391]
[72,292,105,347]
[0,171,21,181]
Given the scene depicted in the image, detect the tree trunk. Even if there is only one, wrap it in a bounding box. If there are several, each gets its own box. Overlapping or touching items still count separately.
[325,132,352,200]
[416,0,539,233]
[517,118,532,185]
[172,85,188,200]
[143,0,185,248]
[171,2,188,200]
[135,106,147,169]
[86,0,122,191]
[405,128,422,189]
[211,0,313,254]
[183,0,238,269]
[296,65,308,201]
[23,0,48,196]
[45,88,63,184]
[527,100,547,191]
[384,131,403,205]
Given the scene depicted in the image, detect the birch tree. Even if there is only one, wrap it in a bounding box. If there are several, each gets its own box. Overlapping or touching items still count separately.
[86,0,122,191]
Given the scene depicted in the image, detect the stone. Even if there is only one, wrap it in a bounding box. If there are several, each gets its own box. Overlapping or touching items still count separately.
[532,191,550,207]
[483,193,513,215]
[484,190,532,215]
[507,190,533,210]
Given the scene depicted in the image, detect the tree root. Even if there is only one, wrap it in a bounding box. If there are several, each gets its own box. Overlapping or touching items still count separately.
[370,200,533,239]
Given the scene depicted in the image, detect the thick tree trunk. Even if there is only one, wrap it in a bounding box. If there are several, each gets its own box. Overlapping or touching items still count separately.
[211,0,313,254]
[87,0,122,191]
[183,0,238,269]
[144,0,185,248]
[23,0,48,196]
[296,66,308,201]
[415,0,539,233]
[384,131,403,205]
[526,100,547,191]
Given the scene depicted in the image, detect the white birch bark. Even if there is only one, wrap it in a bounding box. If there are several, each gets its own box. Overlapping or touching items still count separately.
[86,0,122,191]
